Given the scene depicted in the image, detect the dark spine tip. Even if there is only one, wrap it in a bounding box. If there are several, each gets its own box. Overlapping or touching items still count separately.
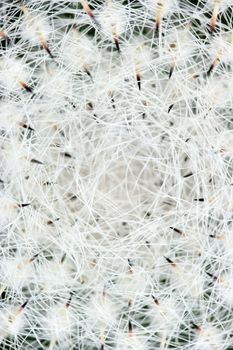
[87,101,93,110]
[62,152,72,158]
[93,114,99,122]
[111,97,116,109]
[61,253,66,264]
[43,181,54,186]
[207,63,214,76]
[168,104,174,113]
[191,321,201,331]
[69,194,78,201]
[69,100,77,109]
[210,23,215,34]
[128,320,132,333]
[206,272,217,281]
[17,203,30,208]
[136,74,141,90]
[21,299,29,309]
[155,21,160,35]
[21,123,35,131]
[88,10,94,18]
[30,158,43,165]
[169,227,182,235]
[47,218,59,225]
[128,258,133,268]
[65,292,73,308]
[152,295,159,305]
[84,67,93,82]
[169,66,174,79]
[30,253,39,262]
[164,256,175,266]
[183,172,193,178]
[22,83,33,93]
[43,43,54,59]
[114,37,120,53]
[194,198,204,202]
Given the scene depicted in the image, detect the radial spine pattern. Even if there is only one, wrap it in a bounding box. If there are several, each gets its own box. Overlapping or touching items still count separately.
[0,0,233,349]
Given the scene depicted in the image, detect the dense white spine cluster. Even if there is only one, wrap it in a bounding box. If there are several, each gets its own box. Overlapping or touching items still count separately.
[0,0,233,349]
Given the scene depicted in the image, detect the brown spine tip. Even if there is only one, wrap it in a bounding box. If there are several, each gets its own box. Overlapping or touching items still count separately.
[128,258,133,273]
[42,41,54,59]
[206,272,218,281]
[152,295,159,305]
[136,73,141,90]
[191,321,201,331]
[155,20,160,34]
[114,37,120,53]
[0,31,10,41]
[80,0,97,23]
[19,81,33,93]
[65,292,73,308]
[18,122,35,131]
[210,22,215,33]
[0,31,5,38]
[86,7,94,18]
[210,6,218,34]
[47,218,60,225]
[210,13,216,33]
[29,252,39,262]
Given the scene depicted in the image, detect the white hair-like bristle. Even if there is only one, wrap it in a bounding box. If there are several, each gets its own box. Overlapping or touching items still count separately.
[0,0,233,349]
